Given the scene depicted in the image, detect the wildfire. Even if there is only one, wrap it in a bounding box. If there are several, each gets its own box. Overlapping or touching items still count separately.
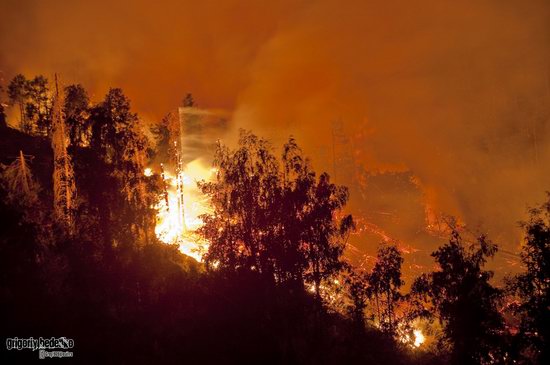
[397,321,426,349]
[413,329,425,348]
[150,159,215,261]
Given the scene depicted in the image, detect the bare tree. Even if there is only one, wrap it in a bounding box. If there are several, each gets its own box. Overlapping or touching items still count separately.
[51,76,77,232]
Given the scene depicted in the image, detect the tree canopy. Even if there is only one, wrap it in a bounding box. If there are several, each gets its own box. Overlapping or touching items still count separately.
[412,230,505,364]
[199,130,354,297]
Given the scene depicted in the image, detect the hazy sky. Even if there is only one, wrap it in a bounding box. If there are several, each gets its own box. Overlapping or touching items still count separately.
[1,0,549,278]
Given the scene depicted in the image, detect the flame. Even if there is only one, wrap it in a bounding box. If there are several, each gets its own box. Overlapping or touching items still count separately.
[413,329,425,348]
[152,159,215,261]
[397,321,426,349]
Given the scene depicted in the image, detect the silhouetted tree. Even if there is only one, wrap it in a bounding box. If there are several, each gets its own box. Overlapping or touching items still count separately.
[7,74,30,133]
[64,84,90,147]
[182,93,195,107]
[413,229,505,364]
[7,74,51,135]
[368,244,404,334]
[150,112,174,163]
[199,130,354,297]
[508,193,550,364]
[345,267,369,329]
[26,75,50,136]
[88,88,156,245]
[0,83,6,128]
[0,103,5,129]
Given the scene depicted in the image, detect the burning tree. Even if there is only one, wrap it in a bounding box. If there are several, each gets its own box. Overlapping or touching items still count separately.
[198,130,354,295]
[1,150,39,208]
[51,77,77,232]
[0,150,48,235]
[149,109,207,258]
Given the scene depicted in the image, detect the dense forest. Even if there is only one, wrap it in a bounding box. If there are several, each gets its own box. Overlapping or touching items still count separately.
[0,74,548,364]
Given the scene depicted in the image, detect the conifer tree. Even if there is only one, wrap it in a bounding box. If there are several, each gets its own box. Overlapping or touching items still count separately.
[0,151,44,228]
[51,77,77,232]
[1,150,38,204]
[63,84,91,147]
[90,88,156,244]
[26,75,51,136]
[7,74,30,133]
[7,74,51,135]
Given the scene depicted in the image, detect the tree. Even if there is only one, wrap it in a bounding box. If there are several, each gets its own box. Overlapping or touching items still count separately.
[1,150,39,208]
[90,88,138,161]
[89,88,156,245]
[64,84,90,147]
[7,74,51,135]
[0,102,5,129]
[0,151,47,231]
[0,83,6,128]
[508,193,550,363]
[368,244,404,334]
[345,267,369,329]
[7,74,30,133]
[26,75,50,136]
[198,130,354,296]
[413,229,505,364]
[182,93,195,107]
[51,78,77,232]
[199,131,285,275]
[149,112,175,163]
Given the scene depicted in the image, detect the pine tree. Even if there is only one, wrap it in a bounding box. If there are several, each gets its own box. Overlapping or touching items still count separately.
[90,88,156,245]
[0,151,44,228]
[51,76,77,232]
[63,84,90,147]
[26,75,51,136]
[152,111,186,233]
[7,74,51,135]
[118,119,155,242]
[1,150,38,204]
[7,74,30,133]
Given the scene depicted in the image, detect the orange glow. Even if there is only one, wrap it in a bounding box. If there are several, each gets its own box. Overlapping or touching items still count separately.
[153,159,215,261]
[397,321,426,349]
[413,329,425,348]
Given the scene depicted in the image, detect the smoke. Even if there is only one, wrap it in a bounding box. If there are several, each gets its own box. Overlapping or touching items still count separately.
[1,0,549,274]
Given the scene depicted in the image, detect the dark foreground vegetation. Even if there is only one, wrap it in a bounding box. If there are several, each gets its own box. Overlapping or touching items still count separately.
[0,74,548,364]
